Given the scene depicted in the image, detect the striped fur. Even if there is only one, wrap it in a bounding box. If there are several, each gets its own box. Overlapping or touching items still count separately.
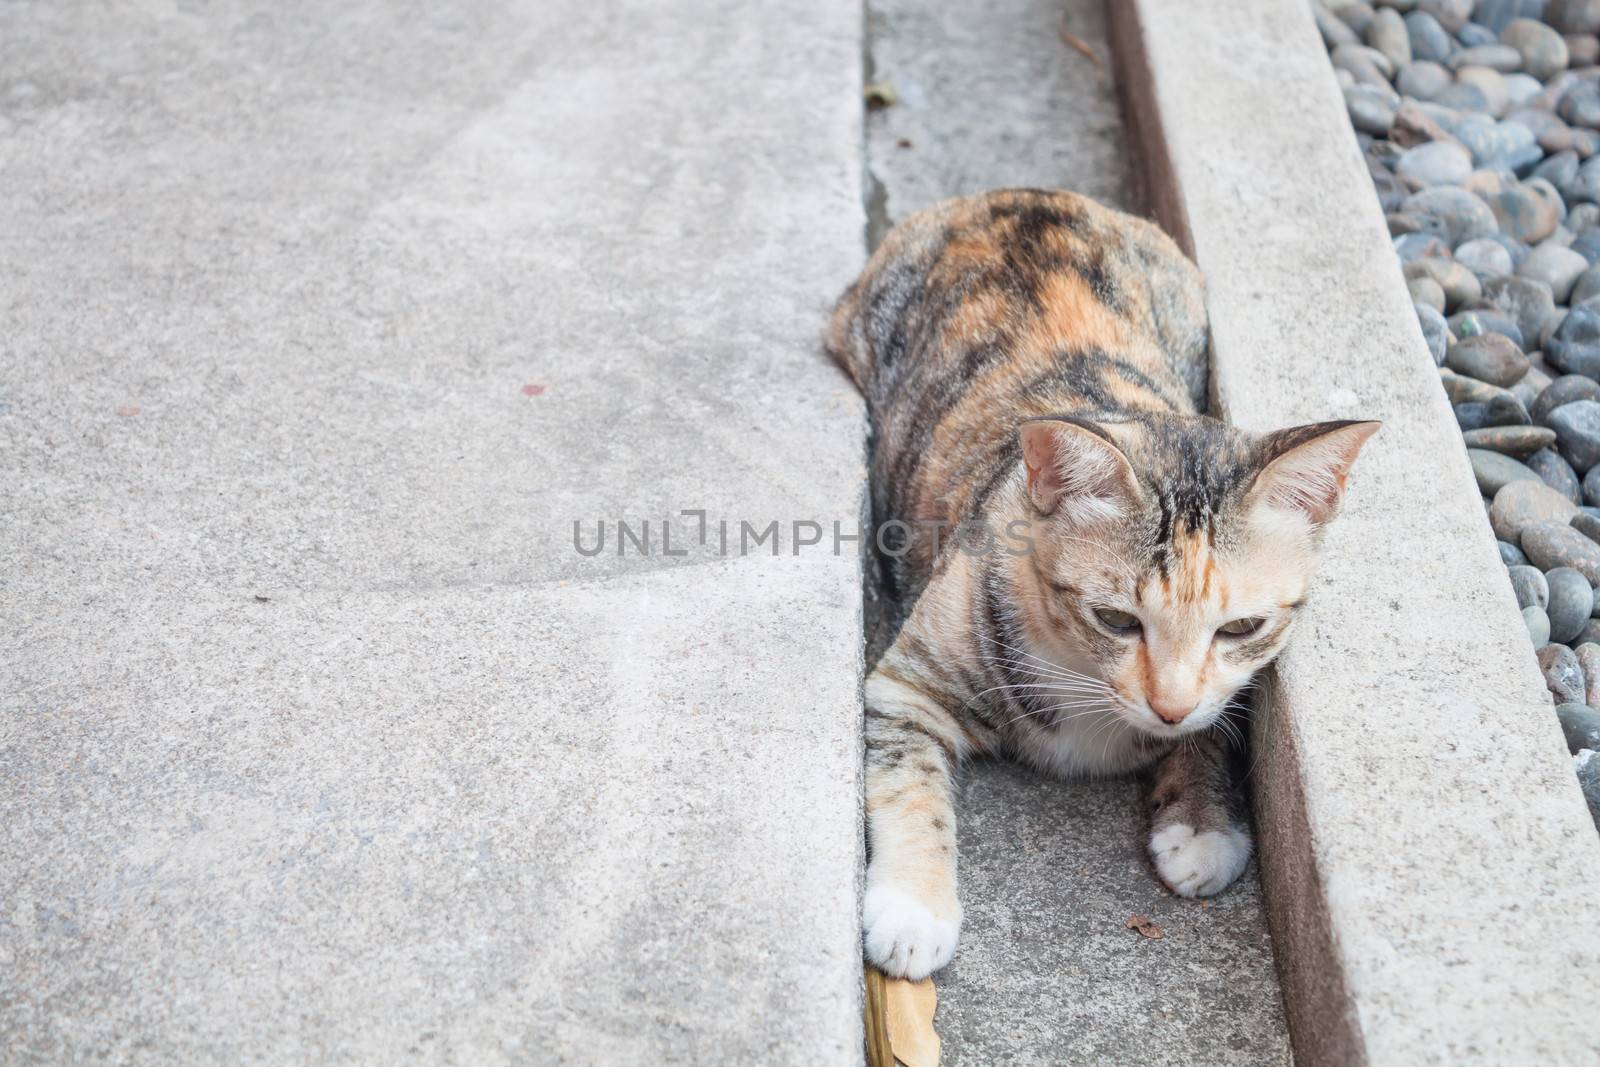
[830,190,1377,979]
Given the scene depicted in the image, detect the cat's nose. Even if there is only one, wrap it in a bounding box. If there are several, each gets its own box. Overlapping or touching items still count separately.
[1150,698,1196,724]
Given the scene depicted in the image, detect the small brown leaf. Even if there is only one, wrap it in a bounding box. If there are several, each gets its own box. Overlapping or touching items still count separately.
[1125,914,1165,939]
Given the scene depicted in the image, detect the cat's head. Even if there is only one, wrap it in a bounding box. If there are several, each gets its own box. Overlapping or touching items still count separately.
[1013,412,1379,738]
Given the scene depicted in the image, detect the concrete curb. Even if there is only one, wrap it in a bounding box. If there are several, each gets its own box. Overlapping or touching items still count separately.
[1110,1,1600,1063]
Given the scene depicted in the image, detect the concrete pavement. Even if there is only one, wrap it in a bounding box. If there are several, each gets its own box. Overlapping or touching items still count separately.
[1,1,868,1062]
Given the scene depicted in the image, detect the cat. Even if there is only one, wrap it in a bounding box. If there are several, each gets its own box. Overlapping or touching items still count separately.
[825,188,1378,979]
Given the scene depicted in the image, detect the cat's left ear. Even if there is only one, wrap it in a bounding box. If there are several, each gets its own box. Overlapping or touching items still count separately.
[1247,420,1381,525]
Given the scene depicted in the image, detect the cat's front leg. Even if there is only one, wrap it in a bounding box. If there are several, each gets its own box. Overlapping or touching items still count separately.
[1145,730,1252,898]
[862,663,966,979]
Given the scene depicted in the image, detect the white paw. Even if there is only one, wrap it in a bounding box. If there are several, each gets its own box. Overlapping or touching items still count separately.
[862,883,960,979]
[1149,823,1251,898]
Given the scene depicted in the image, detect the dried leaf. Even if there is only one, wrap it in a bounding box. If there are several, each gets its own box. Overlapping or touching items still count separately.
[1125,914,1165,940]
[1057,24,1102,68]
[883,975,940,1067]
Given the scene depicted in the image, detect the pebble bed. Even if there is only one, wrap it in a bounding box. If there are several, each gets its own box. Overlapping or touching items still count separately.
[1319,0,1600,825]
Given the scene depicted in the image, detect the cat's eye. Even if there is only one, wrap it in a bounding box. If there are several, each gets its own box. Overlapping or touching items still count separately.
[1094,608,1141,633]
[1217,617,1266,637]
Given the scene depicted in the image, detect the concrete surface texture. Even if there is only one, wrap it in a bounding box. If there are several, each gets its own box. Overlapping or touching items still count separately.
[0,1,869,1063]
[864,0,1289,1061]
[1114,0,1600,1063]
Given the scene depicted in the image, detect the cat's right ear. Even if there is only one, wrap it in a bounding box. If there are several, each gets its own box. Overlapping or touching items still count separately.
[1019,419,1139,522]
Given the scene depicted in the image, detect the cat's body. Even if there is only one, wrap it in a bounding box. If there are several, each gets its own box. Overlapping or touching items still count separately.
[827,189,1377,979]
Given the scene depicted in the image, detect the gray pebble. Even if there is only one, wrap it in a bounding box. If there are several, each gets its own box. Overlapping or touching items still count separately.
[1524,520,1600,583]
[1500,18,1571,79]
[1539,642,1587,703]
[1547,399,1600,471]
[1519,244,1590,302]
[1397,60,1453,100]
[1574,749,1600,833]
[1472,450,1542,499]
[1572,264,1600,306]
[1345,84,1399,134]
[1368,7,1414,67]
[1446,331,1531,385]
[1402,185,1499,243]
[1501,538,1531,564]
[1557,701,1600,753]
[1533,375,1600,425]
[1395,140,1473,186]
[1548,0,1600,35]
[1450,43,1524,71]
[1525,603,1553,645]
[1407,257,1482,309]
[1406,9,1458,60]
[1571,509,1600,543]
[1485,180,1563,242]
[1455,236,1515,277]
[1583,462,1600,506]
[1491,478,1579,541]
[1316,3,1363,48]
[1545,304,1600,377]
[1548,566,1597,643]
[1509,563,1552,608]
[1482,275,1556,342]
[1457,23,1499,48]
[1528,447,1585,504]
[1417,302,1453,364]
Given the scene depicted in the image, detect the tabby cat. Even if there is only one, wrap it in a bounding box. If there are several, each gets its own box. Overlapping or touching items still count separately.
[826,189,1377,979]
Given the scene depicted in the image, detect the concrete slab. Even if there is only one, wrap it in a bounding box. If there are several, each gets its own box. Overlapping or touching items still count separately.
[937,764,1288,1067]
[0,1,868,1061]
[863,1,1287,1061]
[1112,0,1600,1062]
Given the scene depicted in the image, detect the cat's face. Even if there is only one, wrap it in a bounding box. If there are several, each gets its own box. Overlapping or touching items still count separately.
[1015,414,1378,738]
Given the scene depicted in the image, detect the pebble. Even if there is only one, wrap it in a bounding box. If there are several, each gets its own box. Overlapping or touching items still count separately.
[1546,303,1600,376]
[1369,7,1416,66]
[1500,18,1572,78]
[1451,43,1525,70]
[1576,617,1600,645]
[1491,478,1580,540]
[1540,642,1587,702]
[1462,423,1558,454]
[1484,180,1562,241]
[1408,257,1483,308]
[1518,243,1590,301]
[1528,447,1586,503]
[1455,235,1516,276]
[1417,302,1453,363]
[1571,34,1600,67]
[1395,232,1453,261]
[1409,275,1447,310]
[1396,60,1453,99]
[1318,3,1363,47]
[1470,448,1543,497]
[1548,0,1600,35]
[1573,264,1600,304]
[1526,602,1554,645]
[1458,22,1498,46]
[1501,538,1531,564]
[1421,0,1474,32]
[1407,9,1458,59]
[1402,185,1499,242]
[1510,562,1553,607]
[1580,644,1600,704]
[1572,509,1600,541]
[1557,700,1600,752]
[1585,461,1600,504]
[1534,374,1600,425]
[1547,399,1600,470]
[1523,520,1600,583]
[1451,307,1526,347]
[1446,331,1531,384]
[1346,84,1399,133]
[1457,66,1512,117]
[1548,566,1597,642]
[1575,750,1600,832]
[1483,275,1556,341]
[1395,140,1473,185]
[1456,393,1532,429]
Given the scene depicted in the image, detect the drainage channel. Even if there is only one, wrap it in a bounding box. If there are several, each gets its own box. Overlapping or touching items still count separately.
[859,0,1289,1061]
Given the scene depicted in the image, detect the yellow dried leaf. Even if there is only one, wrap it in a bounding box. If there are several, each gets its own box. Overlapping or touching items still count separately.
[884,975,940,1067]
